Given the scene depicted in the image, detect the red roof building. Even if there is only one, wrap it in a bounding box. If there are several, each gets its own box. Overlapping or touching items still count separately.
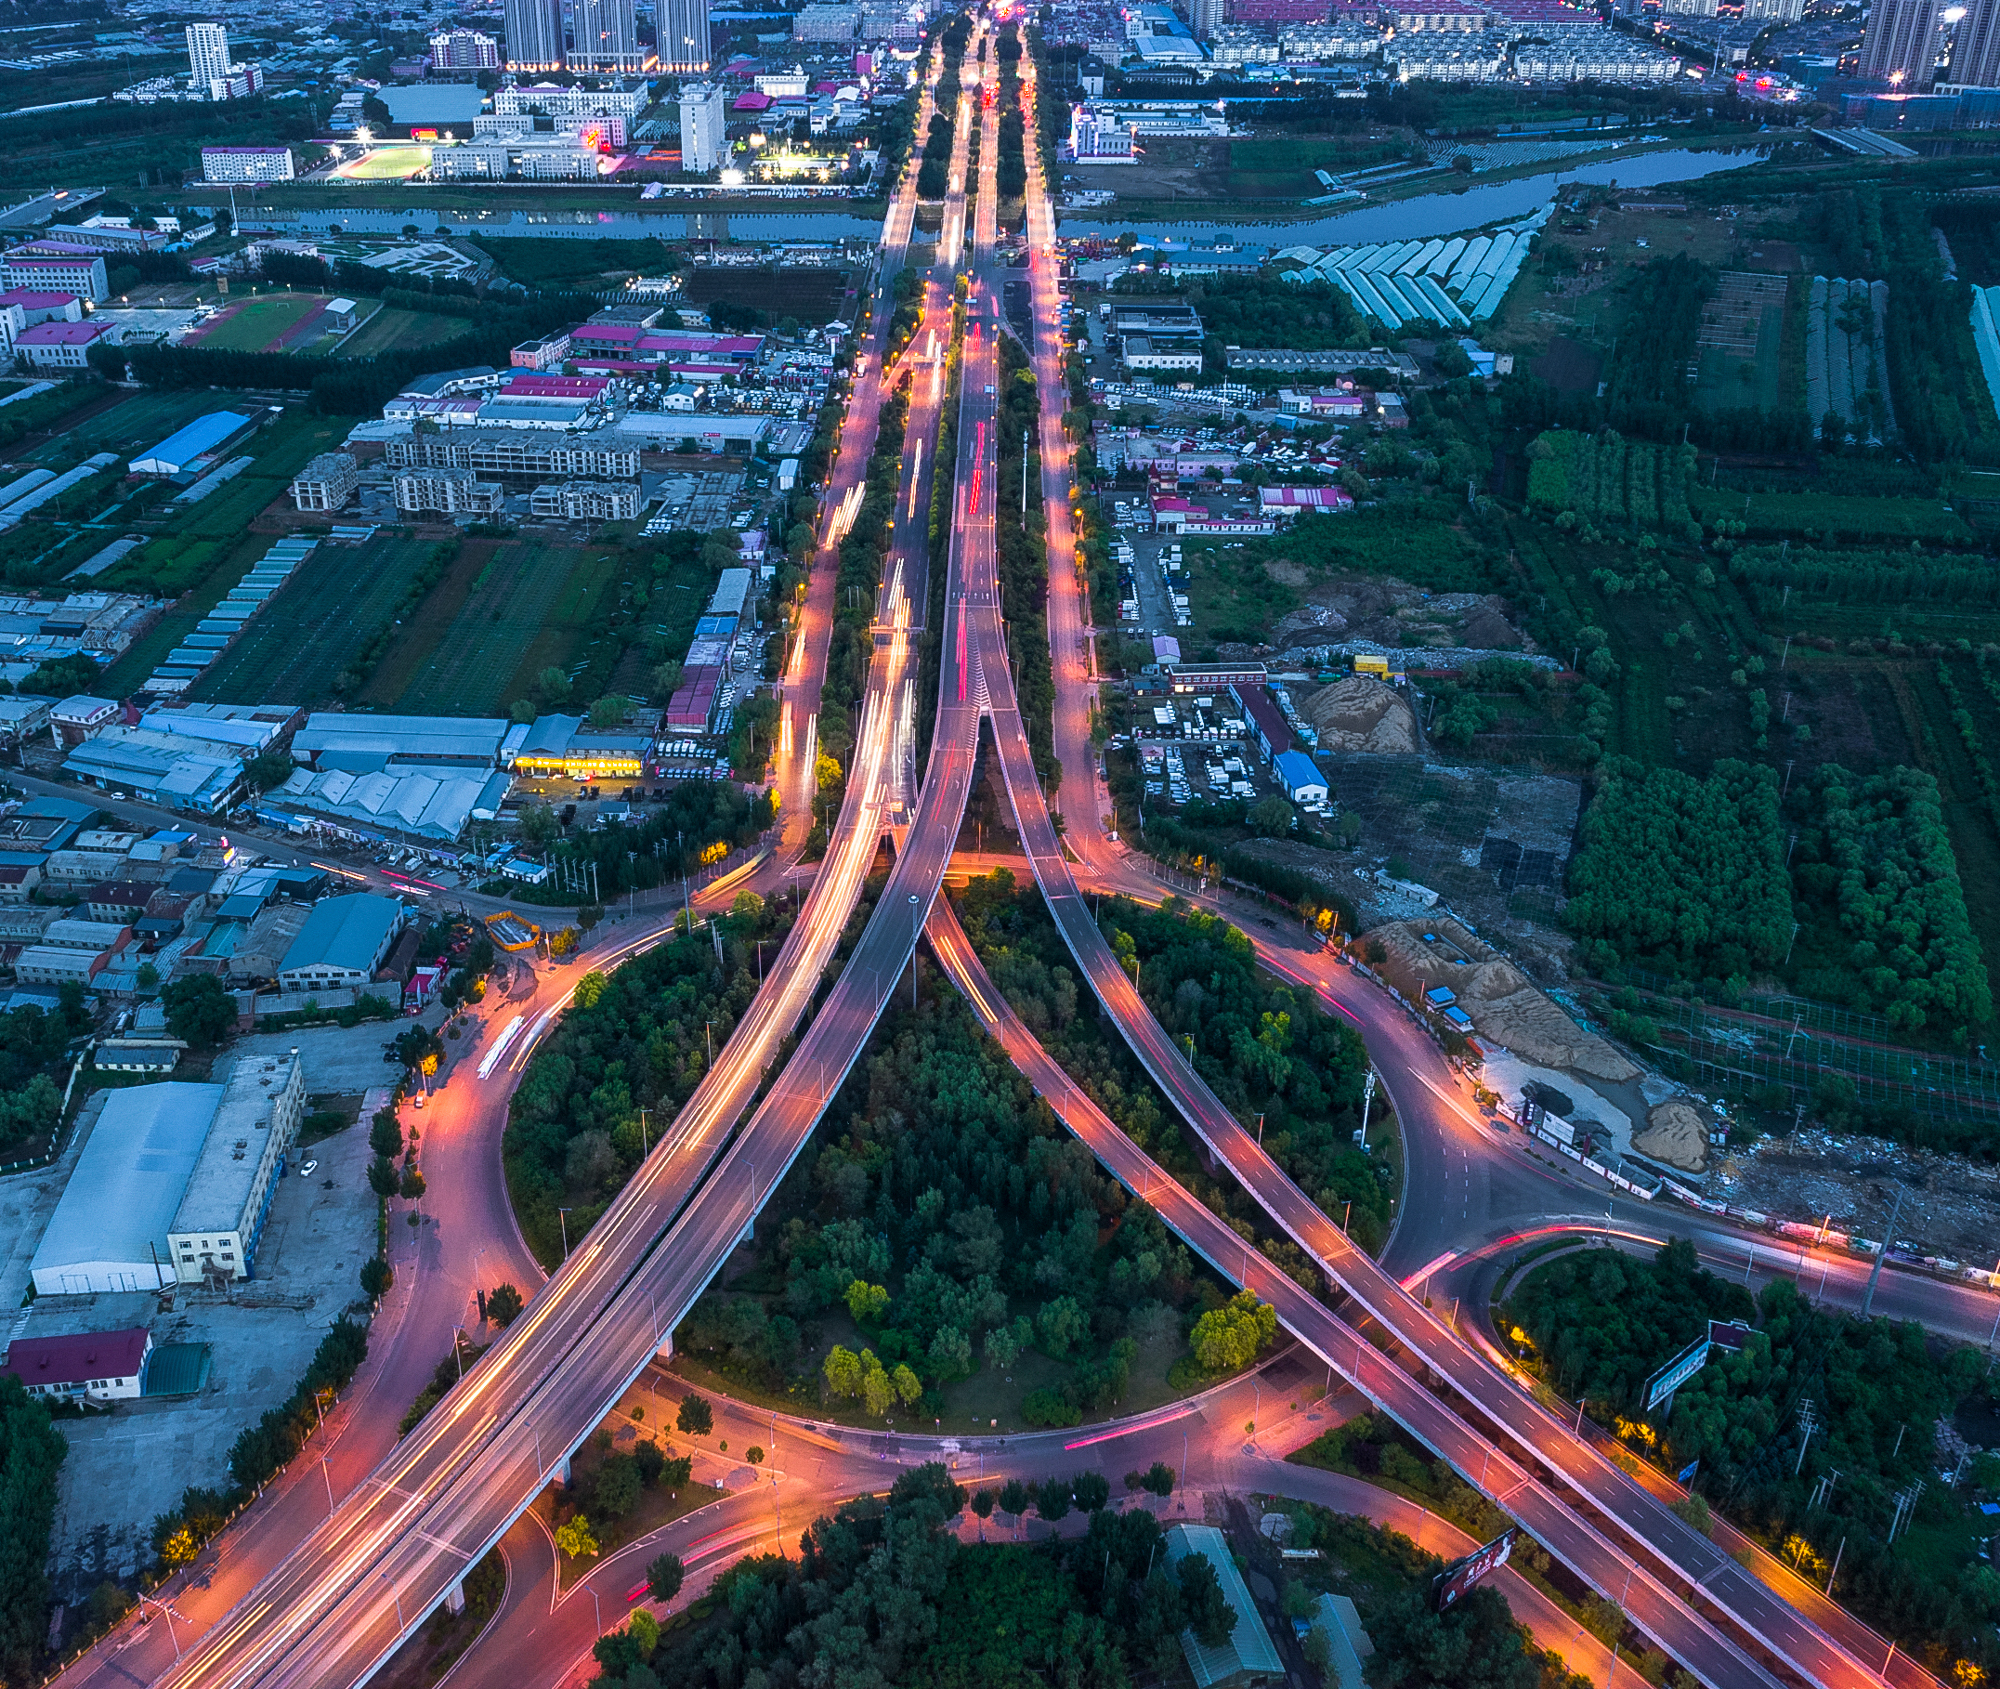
[2,1327,152,1401]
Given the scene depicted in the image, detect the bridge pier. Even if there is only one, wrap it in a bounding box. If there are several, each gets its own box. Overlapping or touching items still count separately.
[554,1452,571,1486]
[739,1215,755,1246]
[444,1580,466,1616]
[656,1331,673,1361]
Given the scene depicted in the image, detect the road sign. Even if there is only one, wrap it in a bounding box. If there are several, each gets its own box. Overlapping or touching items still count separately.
[1431,1527,1518,1612]
[1644,1320,1751,1412]
[1677,1459,1700,1486]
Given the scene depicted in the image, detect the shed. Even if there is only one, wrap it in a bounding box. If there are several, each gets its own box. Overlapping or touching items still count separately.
[1161,1525,1284,1689]
[129,411,253,477]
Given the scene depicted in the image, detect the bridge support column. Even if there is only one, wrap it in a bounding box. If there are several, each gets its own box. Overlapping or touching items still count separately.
[738,1215,754,1246]
[445,1580,466,1616]
[657,1331,673,1361]
[554,1452,571,1486]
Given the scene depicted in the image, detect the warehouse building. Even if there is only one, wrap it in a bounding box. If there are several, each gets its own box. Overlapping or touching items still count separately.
[29,1085,212,1294]
[130,411,257,477]
[276,893,408,992]
[292,713,509,770]
[503,712,654,778]
[166,1050,304,1283]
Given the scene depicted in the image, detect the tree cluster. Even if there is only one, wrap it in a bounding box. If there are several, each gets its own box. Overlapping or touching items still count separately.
[1564,756,1792,984]
[0,985,90,1160]
[0,1378,67,1684]
[1507,1239,2000,1671]
[505,894,789,1265]
[591,1463,1242,1689]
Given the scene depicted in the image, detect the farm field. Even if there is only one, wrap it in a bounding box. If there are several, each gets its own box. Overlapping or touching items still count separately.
[16,388,239,466]
[335,307,467,359]
[189,533,431,705]
[369,540,616,714]
[681,265,855,320]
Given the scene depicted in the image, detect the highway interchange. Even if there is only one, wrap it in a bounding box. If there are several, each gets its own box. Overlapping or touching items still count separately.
[46,18,1991,1689]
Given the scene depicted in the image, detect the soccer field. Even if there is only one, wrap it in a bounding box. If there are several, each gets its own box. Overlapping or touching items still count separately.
[190,294,324,353]
[337,145,433,181]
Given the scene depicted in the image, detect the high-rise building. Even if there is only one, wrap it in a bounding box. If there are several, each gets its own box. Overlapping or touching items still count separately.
[660,0,713,71]
[1190,0,1226,36]
[1945,0,2000,86]
[678,81,728,172]
[1859,0,1948,87]
[431,28,503,68]
[186,22,230,87]
[571,0,649,71]
[503,0,565,71]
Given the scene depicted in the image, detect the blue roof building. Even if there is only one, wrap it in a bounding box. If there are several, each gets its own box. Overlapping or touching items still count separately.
[1274,749,1328,805]
[130,411,255,476]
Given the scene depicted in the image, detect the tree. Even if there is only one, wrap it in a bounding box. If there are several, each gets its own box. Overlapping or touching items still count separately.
[1178,1554,1237,1647]
[245,750,295,791]
[86,340,127,382]
[369,1109,403,1159]
[1140,1461,1176,1496]
[162,974,235,1047]
[998,1477,1030,1517]
[1073,1471,1111,1513]
[589,695,634,727]
[860,1352,896,1417]
[1189,1291,1278,1375]
[359,1257,392,1299]
[1035,1295,1089,1358]
[136,962,159,991]
[823,1345,864,1399]
[634,1439,665,1487]
[554,1515,598,1560]
[1248,795,1296,838]
[487,1282,524,1326]
[1036,1477,1072,1521]
[398,1164,427,1201]
[845,1279,890,1322]
[675,1392,713,1436]
[593,1452,642,1518]
[971,1488,996,1518]
[890,1363,922,1407]
[646,1552,685,1604]
[518,801,560,852]
[367,1156,398,1199]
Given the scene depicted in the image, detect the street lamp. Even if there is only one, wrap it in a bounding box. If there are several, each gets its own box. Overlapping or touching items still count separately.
[557,1207,573,1258]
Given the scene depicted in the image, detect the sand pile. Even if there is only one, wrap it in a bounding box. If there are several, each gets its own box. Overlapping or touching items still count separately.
[1301,677,1420,755]
[1633,1099,1709,1174]
[1368,918,1640,1082]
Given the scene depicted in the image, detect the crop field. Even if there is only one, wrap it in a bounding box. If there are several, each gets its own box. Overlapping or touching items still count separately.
[334,307,466,359]
[375,541,616,714]
[335,145,432,180]
[187,294,329,353]
[681,266,854,320]
[190,534,431,704]
[17,388,232,466]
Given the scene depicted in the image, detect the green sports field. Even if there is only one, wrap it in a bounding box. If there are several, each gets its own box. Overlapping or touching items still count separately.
[190,294,325,353]
[336,145,433,181]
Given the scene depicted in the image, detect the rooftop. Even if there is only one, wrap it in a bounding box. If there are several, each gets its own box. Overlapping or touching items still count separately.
[2,1327,150,1389]
[30,1083,219,1286]
[278,892,404,976]
[170,1050,299,1235]
[16,320,110,346]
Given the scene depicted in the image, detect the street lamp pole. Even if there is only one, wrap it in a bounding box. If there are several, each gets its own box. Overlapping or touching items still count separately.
[558,1208,572,1259]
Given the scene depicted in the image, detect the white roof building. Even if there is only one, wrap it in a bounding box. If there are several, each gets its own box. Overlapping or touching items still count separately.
[30,1085,218,1294]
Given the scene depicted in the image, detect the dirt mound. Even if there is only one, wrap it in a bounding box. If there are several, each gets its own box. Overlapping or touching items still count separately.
[1634,1099,1709,1174]
[1300,677,1420,755]
[1366,918,1639,1082]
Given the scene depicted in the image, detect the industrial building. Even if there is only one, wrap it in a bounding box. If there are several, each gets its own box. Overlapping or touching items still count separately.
[292,452,359,512]
[270,763,511,842]
[63,727,246,814]
[166,1050,304,1283]
[29,1085,210,1293]
[665,567,754,732]
[276,893,408,992]
[503,712,654,778]
[292,712,510,769]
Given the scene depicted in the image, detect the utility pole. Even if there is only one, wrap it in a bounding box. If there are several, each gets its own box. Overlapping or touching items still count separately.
[1358,1069,1376,1151]
[1794,1398,1819,1477]
[1862,1186,1905,1316]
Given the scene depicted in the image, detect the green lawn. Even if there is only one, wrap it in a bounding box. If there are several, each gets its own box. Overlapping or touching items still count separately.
[335,307,468,359]
[21,388,235,466]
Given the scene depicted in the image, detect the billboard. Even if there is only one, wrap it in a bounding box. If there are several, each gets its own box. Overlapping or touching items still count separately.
[1643,1320,1752,1413]
[1431,1527,1519,1613]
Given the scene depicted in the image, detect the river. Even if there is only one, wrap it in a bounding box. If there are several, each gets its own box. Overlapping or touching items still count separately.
[235,144,1764,249]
